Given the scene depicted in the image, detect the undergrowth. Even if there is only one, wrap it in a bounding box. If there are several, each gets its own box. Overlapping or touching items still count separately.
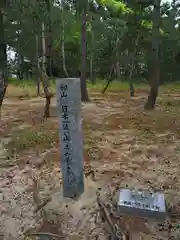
[5,124,59,157]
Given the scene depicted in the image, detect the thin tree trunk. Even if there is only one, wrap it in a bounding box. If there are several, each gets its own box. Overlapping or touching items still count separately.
[89,14,95,85]
[128,65,135,97]
[0,4,7,114]
[20,55,24,79]
[45,0,52,77]
[128,33,140,97]
[102,64,114,94]
[80,6,89,102]
[17,54,24,80]
[124,49,135,97]
[115,33,121,80]
[90,52,94,83]
[102,78,113,94]
[41,22,52,118]
[144,0,161,110]
[128,57,135,97]
[61,0,69,78]
[116,61,121,79]
[128,55,136,97]
[128,77,135,97]
[35,34,40,96]
[89,38,94,84]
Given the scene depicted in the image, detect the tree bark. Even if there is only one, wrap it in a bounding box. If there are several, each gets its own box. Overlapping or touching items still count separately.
[20,55,24,79]
[61,0,69,78]
[129,78,135,97]
[0,4,7,113]
[144,0,161,110]
[102,64,114,94]
[128,33,140,97]
[45,0,52,77]
[102,78,113,94]
[35,34,40,96]
[90,51,94,84]
[116,61,121,80]
[115,33,121,80]
[123,48,135,97]
[41,22,52,118]
[80,6,89,102]
[89,14,95,85]
[17,54,24,80]
[128,59,135,98]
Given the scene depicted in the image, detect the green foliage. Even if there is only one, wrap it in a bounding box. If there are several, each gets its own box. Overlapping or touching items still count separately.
[98,0,132,14]
[3,0,180,83]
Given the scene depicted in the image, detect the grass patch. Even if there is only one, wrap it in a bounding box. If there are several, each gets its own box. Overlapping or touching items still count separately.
[7,78,148,97]
[6,84,39,98]
[6,83,56,98]
[8,77,55,86]
[161,82,180,91]
[5,119,101,156]
[5,123,59,156]
[7,78,56,98]
[6,78,180,98]
[87,80,147,92]
[8,78,37,86]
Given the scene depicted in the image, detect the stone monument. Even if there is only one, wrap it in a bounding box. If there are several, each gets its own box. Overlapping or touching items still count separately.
[56,78,84,198]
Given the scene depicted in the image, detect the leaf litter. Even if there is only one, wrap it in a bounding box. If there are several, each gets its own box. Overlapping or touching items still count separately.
[0,90,180,239]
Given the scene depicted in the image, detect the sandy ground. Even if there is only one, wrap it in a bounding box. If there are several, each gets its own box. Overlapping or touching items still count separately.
[0,89,180,239]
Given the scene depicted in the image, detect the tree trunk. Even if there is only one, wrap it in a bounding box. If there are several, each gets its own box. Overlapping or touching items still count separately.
[129,77,135,97]
[102,64,114,94]
[90,52,94,84]
[80,6,89,102]
[45,0,52,77]
[17,54,24,80]
[61,0,69,78]
[0,4,7,113]
[20,55,24,79]
[144,0,161,110]
[116,61,121,80]
[35,34,40,96]
[102,78,113,94]
[41,22,52,118]
[128,33,140,97]
[127,52,134,98]
[89,14,95,85]
[89,39,95,85]
[124,48,135,97]
[115,33,121,80]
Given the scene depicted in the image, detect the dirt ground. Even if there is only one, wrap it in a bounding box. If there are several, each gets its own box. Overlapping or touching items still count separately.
[0,88,180,239]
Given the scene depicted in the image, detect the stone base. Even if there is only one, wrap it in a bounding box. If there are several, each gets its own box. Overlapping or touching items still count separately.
[43,178,101,235]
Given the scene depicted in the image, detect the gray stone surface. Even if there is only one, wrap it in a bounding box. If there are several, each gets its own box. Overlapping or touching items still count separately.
[56,78,84,198]
[117,189,166,221]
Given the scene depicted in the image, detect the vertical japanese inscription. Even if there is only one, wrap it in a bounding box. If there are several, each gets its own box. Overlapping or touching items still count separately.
[56,78,84,198]
[60,84,71,173]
